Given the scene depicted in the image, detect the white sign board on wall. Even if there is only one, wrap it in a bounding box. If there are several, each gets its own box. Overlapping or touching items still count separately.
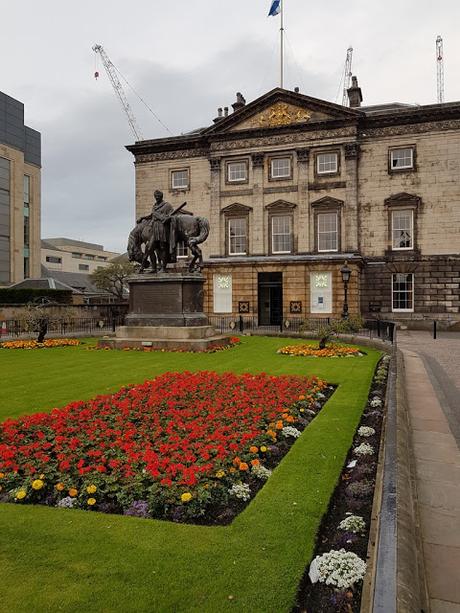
[310,272,332,313]
[213,274,232,313]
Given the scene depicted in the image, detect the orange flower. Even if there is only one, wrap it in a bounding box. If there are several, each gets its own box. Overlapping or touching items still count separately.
[249,446,258,454]
[232,456,241,467]
[68,488,78,497]
[298,394,305,400]
[266,429,276,438]
[286,415,295,423]
[229,467,236,474]
[239,462,249,471]
[281,413,289,420]
[251,459,260,467]
[275,420,283,430]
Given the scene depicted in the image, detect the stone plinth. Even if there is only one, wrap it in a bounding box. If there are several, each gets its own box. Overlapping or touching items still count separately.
[99,272,231,352]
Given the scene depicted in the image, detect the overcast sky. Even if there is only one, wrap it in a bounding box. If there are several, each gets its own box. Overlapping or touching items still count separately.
[3,0,460,253]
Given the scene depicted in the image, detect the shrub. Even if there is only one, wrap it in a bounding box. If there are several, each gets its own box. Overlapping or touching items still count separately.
[310,549,367,589]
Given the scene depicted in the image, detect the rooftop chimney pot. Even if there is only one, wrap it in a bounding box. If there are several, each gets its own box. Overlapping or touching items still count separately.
[347,75,363,108]
[232,92,246,113]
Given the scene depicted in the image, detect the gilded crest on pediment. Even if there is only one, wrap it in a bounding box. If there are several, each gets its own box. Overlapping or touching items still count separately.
[253,103,311,128]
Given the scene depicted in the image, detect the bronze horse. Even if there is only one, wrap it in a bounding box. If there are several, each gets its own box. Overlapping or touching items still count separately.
[127,214,210,273]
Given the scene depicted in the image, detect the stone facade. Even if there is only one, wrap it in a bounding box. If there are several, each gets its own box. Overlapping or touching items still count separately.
[127,87,460,326]
[0,91,41,285]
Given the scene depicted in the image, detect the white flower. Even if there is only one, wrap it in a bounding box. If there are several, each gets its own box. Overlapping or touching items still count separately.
[338,515,366,534]
[312,549,367,589]
[370,397,382,407]
[228,483,251,501]
[358,426,375,438]
[353,443,374,456]
[282,426,301,438]
[251,464,272,480]
[316,392,326,399]
[57,496,76,508]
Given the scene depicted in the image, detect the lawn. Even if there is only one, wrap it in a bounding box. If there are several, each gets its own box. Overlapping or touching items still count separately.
[0,336,381,612]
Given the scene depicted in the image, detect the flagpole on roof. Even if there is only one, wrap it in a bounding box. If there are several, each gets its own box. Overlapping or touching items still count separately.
[280,0,284,88]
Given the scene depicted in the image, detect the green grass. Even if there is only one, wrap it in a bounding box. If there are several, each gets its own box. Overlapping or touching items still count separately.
[0,337,380,612]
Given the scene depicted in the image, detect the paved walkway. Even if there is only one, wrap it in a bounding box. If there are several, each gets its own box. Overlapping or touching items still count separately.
[398,331,460,613]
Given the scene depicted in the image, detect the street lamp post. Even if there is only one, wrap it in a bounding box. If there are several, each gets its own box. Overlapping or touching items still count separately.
[340,261,352,319]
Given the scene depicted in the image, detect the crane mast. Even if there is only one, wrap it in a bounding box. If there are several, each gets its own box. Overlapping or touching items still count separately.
[342,47,353,107]
[92,44,144,141]
[436,36,444,104]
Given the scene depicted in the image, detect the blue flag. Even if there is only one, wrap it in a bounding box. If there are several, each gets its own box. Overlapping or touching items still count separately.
[268,0,281,16]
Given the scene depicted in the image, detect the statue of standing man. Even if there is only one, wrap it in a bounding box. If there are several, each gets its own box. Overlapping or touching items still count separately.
[137,189,175,272]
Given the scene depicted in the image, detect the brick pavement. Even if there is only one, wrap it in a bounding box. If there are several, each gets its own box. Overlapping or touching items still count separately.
[397,331,460,613]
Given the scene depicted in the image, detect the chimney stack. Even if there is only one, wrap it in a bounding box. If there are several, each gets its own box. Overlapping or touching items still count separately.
[347,75,363,108]
[224,107,229,117]
[232,92,246,113]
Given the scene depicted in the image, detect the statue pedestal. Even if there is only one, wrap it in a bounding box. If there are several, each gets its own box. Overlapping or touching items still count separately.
[98,273,231,352]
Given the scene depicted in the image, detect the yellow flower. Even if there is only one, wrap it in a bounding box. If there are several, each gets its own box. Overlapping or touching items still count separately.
[15,489,27,500]
[39,474,45,479]
[55,482,65,491]
[260,446,267,453]
[86,484,97,494]
[68,488,78,497]
[181,492,192,503]
[87,498,96,506]
[215,470,225,479]
[32,479,44,490]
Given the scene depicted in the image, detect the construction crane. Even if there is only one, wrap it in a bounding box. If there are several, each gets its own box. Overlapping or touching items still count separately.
[436,36,444,103]
[342,47,353,106]
[93,44,144,141]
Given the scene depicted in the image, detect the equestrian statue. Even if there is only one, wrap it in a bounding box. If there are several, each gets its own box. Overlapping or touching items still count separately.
[127,189,210,273]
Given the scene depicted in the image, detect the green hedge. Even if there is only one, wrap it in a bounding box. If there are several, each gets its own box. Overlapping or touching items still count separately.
[0,288,73,305]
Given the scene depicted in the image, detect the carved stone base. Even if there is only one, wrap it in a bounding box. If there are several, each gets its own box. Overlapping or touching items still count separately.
[98,272,231,352]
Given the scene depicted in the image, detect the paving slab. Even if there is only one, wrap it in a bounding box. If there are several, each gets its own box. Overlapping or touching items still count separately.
[398,331,460,612]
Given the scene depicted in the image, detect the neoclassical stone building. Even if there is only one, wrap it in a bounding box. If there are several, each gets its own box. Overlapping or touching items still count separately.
[127,82,460,326]
[0,91,41,285]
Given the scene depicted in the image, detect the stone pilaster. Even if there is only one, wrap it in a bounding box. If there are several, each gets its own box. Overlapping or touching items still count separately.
[208,157,221,256]
[251,153,265,254]
[296,148,310,252]
[344,143,360,252]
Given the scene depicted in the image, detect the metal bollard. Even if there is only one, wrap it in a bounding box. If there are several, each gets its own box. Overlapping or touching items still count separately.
[433,320,437,340]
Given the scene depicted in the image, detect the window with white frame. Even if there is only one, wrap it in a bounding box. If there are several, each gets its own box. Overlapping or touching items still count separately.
[317,212,338,252]
[271,215,292,253]
[171,169,189,189]
[317,152,338,175]
[390,147,414,170]
[392,209,413,249]
[392,273,414,312]
[228,217,247,255]
[270,157,291,179]
[177,241,188,258]
[227,161,247,183]
[213,274,232,313]
[310,272,332,313]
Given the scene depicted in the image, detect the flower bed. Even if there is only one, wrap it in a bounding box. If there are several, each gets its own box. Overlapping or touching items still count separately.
[294,354,390,612]
[0,339,80,350]
[277,344,362,358]
[0,370,331,524]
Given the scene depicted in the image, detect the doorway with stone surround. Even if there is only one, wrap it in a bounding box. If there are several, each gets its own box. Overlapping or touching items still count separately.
[258,272,283,325]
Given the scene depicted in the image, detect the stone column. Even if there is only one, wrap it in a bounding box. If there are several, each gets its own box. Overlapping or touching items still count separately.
[296,148,310,252]
[208,157,221,256]
[344,143,360,252]
[251,153,265,254]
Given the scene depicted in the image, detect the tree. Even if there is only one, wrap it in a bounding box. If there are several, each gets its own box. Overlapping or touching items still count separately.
[90,262,136,300]
[21,301,75,342]
[304,316,364,349]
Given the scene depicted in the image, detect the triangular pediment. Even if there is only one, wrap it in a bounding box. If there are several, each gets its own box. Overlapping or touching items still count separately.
[384,192,421,207]
[205,88,362,135]
[220,202,253,215]
[311,196,344,208]
[265,199,297,210]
